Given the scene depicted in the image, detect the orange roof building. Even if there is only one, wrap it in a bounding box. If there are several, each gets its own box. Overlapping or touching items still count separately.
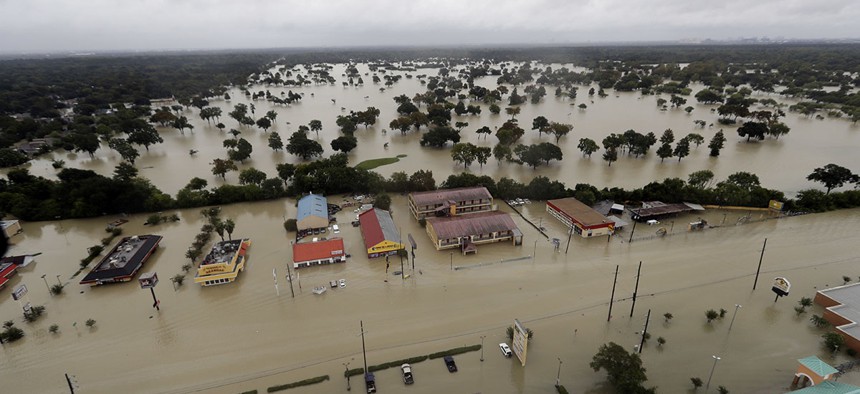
[292,238,346,269]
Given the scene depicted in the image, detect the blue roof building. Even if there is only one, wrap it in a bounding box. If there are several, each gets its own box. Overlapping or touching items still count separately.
[296,194,329,232]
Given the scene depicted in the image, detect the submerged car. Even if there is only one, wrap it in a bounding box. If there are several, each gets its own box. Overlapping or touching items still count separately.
[499,343,512,357]
[365,372,376,393]
[443,356,458,372]
[401,363,414,385]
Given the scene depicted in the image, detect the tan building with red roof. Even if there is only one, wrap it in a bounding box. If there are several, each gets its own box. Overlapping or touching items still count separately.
[291,238,346,269]
[408,187,494,220]
[425,211,522,251]
[546,197,613,238]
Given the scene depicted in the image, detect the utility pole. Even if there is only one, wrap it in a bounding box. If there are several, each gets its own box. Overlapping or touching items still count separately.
[638,309,651,354]
[608,265,619,322]
[360,321,368,379]
[630,261,642,318]
[753,238,767,290]
[565,226,573,254]
[65,373,75,394]
[286,264,295,298]
[628,219,637,243]
[450,252,453,271]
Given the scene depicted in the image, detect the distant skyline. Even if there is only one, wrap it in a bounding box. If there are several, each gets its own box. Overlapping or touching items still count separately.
[0,0,858,54]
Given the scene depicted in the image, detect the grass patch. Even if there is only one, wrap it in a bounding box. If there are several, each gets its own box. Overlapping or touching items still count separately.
[266,375,328,393]
[556,385,569,394]
[428,344,482,359]
[368,355,428,372]
[239,390,258,394]
[355,156,404,170]
[345,344,481,377]
[396,154,407,158]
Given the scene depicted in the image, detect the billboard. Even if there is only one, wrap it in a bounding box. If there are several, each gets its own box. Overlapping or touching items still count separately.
[769,200,785,211]
[511,319,529,366]
[11,284,27,301]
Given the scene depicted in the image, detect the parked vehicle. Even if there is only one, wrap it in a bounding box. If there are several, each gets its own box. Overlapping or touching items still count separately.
[443,356,458,372]
[365,372,376,393]
[330,280,337,289]
[401,363,414,385]
[499,343,512,357]
[339,278,346,288]
[332,224,340,234]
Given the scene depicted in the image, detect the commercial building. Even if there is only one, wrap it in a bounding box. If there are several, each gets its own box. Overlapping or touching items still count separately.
[628,201,704,221]
[358,208,404,258]
[292,238,346,269]
[1,220,21,239]
[546,197,613,238]
[408,187,494,220]
[425,211,522,251]
[0,260,19,289]
[194,238,251,286]
[297,194,329,235]
[814,283,860,354]
[79,235,163,286]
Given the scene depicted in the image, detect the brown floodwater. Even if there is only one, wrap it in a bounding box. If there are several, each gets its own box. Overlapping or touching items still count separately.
[3,194,860,393]
[3,62,860,393]
[5,63,859,196]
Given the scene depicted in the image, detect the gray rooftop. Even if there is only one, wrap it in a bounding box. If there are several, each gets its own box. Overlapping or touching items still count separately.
[820,284,860,339]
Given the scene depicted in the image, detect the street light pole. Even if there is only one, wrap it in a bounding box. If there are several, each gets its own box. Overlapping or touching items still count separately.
[56,275,62,287]
[41,274,51,294]
[728,304,742,331]
[555,358,562,387]
[450,252,453,271]
[343,361,351,391]
[706,355,721,389]
[480,335,486,361]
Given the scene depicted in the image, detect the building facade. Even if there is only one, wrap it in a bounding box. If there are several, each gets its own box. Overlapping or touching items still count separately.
[296,194,329,234]
[408,187,494,220]
[359,208,404,258]
[194,239,251,286]
[546,198,613,238]
[425,211,522,251]
[292,238,346,269]
[814,283,860,354]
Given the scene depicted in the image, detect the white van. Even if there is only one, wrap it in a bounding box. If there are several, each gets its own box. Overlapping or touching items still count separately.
[332,224,340,234]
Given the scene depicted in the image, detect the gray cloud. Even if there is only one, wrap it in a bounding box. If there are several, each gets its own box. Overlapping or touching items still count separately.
[0,0,857,53]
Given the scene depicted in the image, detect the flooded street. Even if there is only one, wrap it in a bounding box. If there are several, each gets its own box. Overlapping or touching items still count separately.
[2,194,860,393]
[3,61,860,393]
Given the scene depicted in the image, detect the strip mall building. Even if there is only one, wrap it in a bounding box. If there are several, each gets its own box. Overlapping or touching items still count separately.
[546,197,613,238]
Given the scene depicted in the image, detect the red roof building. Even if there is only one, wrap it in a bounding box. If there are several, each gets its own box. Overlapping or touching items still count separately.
[358,208,404,258]
[0,260,19,289]
[546,198,613,238]
[292,238,346,269]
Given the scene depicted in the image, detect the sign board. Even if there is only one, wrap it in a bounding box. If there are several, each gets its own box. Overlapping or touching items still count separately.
[769,200,785,211]
[11,284,27,300]
[772,277,791,297]
[511,319,529,366]
[139,272,159,289]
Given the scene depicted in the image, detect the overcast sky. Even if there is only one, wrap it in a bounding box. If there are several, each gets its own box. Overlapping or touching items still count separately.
[0,0,858,53]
